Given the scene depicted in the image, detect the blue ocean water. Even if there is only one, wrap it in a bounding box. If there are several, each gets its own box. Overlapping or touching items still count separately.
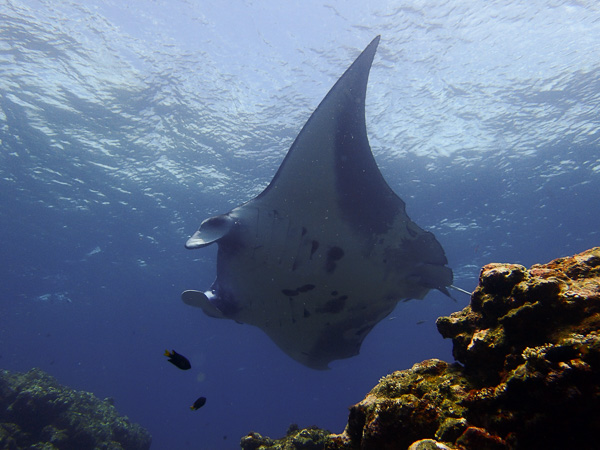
[1,1,599,448]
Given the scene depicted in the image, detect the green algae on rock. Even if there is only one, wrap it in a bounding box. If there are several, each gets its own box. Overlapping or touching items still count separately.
[239,247,600,450]
[437,246,600,448]
[334,359,469,449]
[0,367,151,450]
[241,426,331,450]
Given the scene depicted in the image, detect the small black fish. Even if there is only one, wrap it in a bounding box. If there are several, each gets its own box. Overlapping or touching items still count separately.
[190,396,206,410]
[164,349,191,370]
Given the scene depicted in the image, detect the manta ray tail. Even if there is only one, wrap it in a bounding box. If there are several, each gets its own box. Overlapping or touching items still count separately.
[449,285,472,296]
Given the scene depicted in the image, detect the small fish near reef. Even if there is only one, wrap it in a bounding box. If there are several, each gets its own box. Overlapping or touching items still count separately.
[164,349,191,370]
[190,396,206,411]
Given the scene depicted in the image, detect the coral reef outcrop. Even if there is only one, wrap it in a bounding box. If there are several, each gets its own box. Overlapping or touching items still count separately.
[241,425,332,450]
[0,367,151,449]
[240,247,600,449]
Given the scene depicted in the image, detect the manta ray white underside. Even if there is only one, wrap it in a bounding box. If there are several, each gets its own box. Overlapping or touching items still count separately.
[182,36,452,369]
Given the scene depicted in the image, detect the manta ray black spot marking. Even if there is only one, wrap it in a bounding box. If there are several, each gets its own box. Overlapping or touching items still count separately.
[328,246,344,260]
[297,284,315,292]
[317,296,347,314]
[325,246,345,273]
[310,240,319,258]
[282,284,315,297]
[182,36,453,370]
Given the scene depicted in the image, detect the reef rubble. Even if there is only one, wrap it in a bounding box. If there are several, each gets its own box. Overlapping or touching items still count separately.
[240,247,600,449]
[0,367,151,449]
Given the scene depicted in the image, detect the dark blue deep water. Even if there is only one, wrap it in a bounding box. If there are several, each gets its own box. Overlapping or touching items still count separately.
[1,1,599,449]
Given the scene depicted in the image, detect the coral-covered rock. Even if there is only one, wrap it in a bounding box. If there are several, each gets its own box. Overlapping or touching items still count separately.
[241,248,600,449]
[437,247,600,387]
[240,431,275,449]
[0,368,151,450]
[240,426,331,450]
[437,247,600,448]
[338,359,468,449]
[407,439,454,450]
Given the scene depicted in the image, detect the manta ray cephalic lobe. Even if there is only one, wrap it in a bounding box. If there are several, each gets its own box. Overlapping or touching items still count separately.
[182,36,452,369]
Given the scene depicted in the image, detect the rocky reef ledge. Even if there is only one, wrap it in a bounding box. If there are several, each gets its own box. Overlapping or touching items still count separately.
[0,368,151,449]
[241,247,600,449]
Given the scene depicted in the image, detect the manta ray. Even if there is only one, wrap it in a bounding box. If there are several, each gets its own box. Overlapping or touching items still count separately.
[182,36,452,369]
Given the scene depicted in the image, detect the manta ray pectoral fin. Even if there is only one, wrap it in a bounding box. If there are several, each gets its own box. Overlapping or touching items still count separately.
[437,286,455,301]
[185,214,234,249]
[181,290,226,319]
[182,36,454,369]
[413,263,453,291]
